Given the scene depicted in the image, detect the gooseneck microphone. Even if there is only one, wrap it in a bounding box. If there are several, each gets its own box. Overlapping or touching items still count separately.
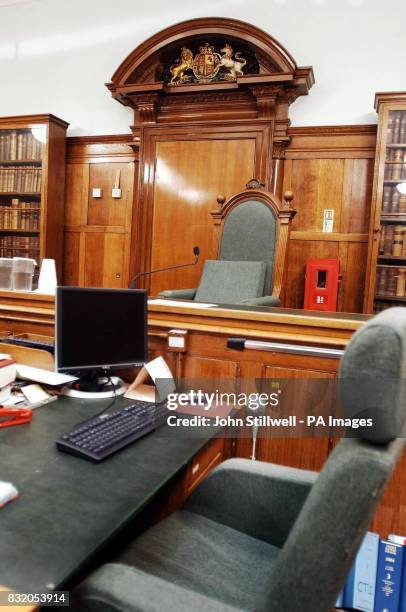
[130,246,200,289]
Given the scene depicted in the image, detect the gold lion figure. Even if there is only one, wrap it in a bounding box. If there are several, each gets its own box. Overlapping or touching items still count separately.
[170,47,194,85]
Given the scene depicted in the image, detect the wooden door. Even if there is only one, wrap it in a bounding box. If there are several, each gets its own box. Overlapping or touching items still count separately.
[257,366,335,472]
[63,157,135,287]
[149,139,255,296]
[137,123,272,296]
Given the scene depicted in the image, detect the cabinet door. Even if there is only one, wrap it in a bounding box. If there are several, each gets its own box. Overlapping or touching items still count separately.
[84,232,126,287]
[181,356,239,394]
[257,366,335,471]
[63,160,135,286]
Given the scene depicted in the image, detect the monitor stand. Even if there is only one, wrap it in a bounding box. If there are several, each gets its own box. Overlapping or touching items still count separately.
[61,369,127,399]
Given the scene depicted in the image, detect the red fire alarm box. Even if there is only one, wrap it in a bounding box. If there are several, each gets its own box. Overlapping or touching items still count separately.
[304,258,340,312]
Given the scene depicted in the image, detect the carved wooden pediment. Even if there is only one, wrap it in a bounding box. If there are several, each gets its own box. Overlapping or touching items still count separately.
[106,17,314,129]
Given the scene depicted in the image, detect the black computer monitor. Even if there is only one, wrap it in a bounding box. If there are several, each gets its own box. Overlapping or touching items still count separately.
[56,286,147,395]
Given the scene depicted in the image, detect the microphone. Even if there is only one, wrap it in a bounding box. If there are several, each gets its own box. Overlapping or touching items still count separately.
[130,246,200,289]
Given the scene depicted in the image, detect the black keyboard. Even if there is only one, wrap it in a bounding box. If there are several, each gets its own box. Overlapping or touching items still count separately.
[56,401,167,462]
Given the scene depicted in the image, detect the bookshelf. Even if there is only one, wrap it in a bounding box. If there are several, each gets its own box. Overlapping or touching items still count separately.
[364,93,406,313]
[0,114,68,284]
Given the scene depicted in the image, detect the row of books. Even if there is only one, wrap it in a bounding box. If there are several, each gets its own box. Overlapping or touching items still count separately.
[0,167,42,193]
[385,149,406,180]
[376,266,406,297]
[374,300,395,313]
[379,225,406,256]
[0,200,40,231]
[0,236,39,259]
[0,130,42,162]
[387,112,406,144]
[336,531,406,611]
[382,186,406,214]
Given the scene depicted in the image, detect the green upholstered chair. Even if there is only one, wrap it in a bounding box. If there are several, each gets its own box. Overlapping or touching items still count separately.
[158,180,296,307]
[72,307,406,612]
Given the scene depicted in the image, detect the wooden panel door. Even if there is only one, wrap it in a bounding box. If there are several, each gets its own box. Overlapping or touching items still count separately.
[149,139,255,295]
[64,163,88,227]
[136,122,272,296]
[257,366,335,472]
[63,155,136,288]
[63,231,81,286]
[87,163,133,229]
[83,232,127,287]
[182,356,239,385]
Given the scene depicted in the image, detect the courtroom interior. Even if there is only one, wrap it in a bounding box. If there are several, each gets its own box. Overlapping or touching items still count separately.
[1,1,406,611]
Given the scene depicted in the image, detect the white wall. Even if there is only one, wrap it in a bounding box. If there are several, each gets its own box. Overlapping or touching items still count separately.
[1,0,405,135]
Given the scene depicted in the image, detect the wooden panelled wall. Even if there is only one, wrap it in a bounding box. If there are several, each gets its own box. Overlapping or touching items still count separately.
[63,125,376,312]
[283,125,376,313]
[64,136,137,288]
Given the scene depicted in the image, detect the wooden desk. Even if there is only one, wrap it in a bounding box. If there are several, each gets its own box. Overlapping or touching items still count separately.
[0,291,54,337]
[0,397,229,602]
[147,302,367,472]
[0,291,367,345]
[0,586,37,612]
[0,293,403,538]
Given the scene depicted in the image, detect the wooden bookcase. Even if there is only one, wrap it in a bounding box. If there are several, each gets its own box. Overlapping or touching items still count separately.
[364,93,406,313]
[0,114,68,283]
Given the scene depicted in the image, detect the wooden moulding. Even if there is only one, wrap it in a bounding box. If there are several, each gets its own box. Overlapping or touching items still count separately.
[147,301,367,349]
[0,114,69,130]
[286,124,377,159]
[66,134,138,163]
[0,290,367,348]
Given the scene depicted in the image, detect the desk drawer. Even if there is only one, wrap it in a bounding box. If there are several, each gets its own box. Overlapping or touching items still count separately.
[188,437,224,493]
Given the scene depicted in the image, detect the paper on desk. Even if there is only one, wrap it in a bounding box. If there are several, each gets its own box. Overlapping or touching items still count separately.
[145,356,173,382]
[0,481,18,508]
[21,384,50,404]
[0,353,11,360]
[125,356,176,402]
[148,299,217,308]
[16,365,77,386]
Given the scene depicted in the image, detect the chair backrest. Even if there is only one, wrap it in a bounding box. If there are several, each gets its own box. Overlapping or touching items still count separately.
[210,179,295,299]
[194,260,266,304]
[257,307,406,612]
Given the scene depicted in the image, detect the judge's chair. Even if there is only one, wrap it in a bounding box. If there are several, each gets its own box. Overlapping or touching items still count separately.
[158,180,296,307]
[73,307,406,612]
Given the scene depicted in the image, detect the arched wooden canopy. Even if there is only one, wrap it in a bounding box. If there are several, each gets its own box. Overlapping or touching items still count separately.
[106,17,314,107]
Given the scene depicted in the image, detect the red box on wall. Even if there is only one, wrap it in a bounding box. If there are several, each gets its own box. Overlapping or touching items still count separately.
[304,258,340,312]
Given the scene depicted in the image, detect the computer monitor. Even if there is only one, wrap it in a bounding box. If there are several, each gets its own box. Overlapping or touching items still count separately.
[56,286,147,398]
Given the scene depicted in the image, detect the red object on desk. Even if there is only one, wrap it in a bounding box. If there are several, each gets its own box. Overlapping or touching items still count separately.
[0,408,33,428]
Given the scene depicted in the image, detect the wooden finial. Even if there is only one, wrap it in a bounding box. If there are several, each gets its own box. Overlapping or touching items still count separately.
[246,178,265,190]
[283,190,294,206]
[217,195,226,206]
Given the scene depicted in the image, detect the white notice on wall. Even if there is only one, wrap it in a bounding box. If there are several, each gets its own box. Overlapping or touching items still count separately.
[323,209,334,232]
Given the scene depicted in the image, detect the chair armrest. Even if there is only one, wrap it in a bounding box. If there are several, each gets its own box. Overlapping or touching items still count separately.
[184,458,317,547]
[238,295,280,307]
[72,563,240,612]
[255,438,406,612]
[158,289,197,300]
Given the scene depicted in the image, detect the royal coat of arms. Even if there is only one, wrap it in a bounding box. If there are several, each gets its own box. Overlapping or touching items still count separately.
[192,43,221,82]
[168,43,247,86]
